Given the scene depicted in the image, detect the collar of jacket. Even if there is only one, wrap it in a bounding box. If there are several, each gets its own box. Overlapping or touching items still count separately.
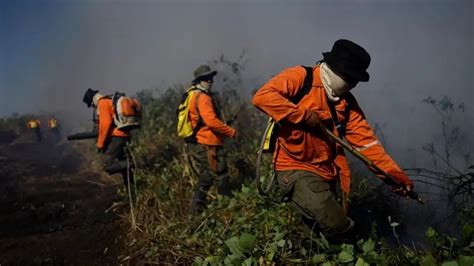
[195,83,210,93]
[312,65,324,88]
[189,84,209,94]
[92,93,106,107]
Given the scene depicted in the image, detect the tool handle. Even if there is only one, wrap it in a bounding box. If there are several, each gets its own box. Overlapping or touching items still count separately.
[323,127,424,204]
[67,131,98,141]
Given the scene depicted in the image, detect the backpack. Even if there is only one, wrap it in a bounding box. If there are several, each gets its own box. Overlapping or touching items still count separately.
[261,66,314,153]
[176,86,203,140]
[27,120,40,129]
[49,118,58,129]
[111,92,142,131]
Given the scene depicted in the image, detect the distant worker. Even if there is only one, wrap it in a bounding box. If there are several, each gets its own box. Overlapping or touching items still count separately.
[27,119,42,142]
[48,116,61,142]
[252,39,415,242]
[82,88,141,190]
[177,65,238,214]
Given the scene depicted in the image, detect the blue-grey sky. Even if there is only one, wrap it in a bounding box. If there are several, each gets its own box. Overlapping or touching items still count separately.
[1,0,473,168]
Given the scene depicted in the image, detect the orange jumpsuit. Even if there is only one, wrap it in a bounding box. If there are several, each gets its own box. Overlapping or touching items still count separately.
[252,65,413,193]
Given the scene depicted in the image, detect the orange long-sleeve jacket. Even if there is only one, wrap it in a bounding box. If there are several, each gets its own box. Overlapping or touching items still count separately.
[252,65,413,193]
[96,97,129,149]
[189,90,236,146]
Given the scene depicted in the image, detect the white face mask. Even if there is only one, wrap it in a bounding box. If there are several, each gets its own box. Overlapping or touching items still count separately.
[197,80,212,91]
[92,93,103,107]
[320,62,351,102]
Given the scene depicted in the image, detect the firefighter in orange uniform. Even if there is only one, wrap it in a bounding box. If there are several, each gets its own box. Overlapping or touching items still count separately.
[27,119,42,142]
[48,116,60,142]
[252,39,414,241]
[82,88,132,188]
[185,65,238,214]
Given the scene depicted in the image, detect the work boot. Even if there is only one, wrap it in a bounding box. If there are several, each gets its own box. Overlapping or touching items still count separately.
[323,218,356,244]
[189,187,208,215]
[216,174,231,197]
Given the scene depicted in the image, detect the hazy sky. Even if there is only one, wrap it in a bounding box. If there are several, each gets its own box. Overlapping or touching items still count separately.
[1,0,473,168]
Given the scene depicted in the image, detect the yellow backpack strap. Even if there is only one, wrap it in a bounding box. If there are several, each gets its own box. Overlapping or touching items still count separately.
[193,91,203,130]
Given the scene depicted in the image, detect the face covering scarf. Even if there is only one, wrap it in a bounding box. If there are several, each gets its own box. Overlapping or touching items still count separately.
[196,82,211,93]
[92,93,104,107]
[320,62,350,102]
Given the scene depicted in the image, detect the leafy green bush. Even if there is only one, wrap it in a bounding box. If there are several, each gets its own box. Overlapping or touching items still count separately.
[121,56,473,265]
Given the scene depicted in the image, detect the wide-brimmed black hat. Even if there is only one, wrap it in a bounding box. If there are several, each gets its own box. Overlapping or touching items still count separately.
[322,39,371,82]
[82,88,98,107]
[193,65,217,82]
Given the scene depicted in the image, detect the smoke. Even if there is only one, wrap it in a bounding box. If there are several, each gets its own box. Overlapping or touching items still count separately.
[1,0,472,168]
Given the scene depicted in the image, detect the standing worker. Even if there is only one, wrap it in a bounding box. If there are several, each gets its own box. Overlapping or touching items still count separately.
[252,39,415,241]
[27,118,42,142]
[48,116,61,142]
[178,65,238,214]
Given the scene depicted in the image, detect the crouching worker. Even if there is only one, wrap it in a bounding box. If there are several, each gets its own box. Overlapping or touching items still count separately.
[252,39,414,242]
[177,65,238,215]
[82,88,141,192]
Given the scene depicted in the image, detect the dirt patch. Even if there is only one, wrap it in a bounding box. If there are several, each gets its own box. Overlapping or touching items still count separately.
[0,131,15,144]
[0,141,127,265]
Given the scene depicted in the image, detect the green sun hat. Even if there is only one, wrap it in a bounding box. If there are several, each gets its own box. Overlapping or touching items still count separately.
[193,65,217,82]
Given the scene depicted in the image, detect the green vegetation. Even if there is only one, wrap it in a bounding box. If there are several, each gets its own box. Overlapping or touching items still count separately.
[3,56,470,265]
[120,56,473,265]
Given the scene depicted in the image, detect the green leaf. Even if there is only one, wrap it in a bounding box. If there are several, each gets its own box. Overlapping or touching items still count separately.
[225,236,244,258]
[192,257,204,266]
[276,239,286,247]
[420,253,437,266]
[311,254,326,264]
[239,233,256,251]
[461,224,474,242]
[243,257,256,266]
[362,239,375,254]
[224,255,242,266]
[265,244,277,262]
[363,251,380,264]
[341,243,354,254]
[203,256,221,266]
[441,261,459,266]
[355,257,369,266]
[338,251,354,263]
[273,232,284,241]
[426,227,437,238]
[458,256,474,266]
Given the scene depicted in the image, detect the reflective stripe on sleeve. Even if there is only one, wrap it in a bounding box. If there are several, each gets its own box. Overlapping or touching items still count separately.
[355,140,380,151]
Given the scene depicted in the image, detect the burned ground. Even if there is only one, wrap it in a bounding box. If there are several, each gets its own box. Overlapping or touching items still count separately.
[0,134,126,265]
